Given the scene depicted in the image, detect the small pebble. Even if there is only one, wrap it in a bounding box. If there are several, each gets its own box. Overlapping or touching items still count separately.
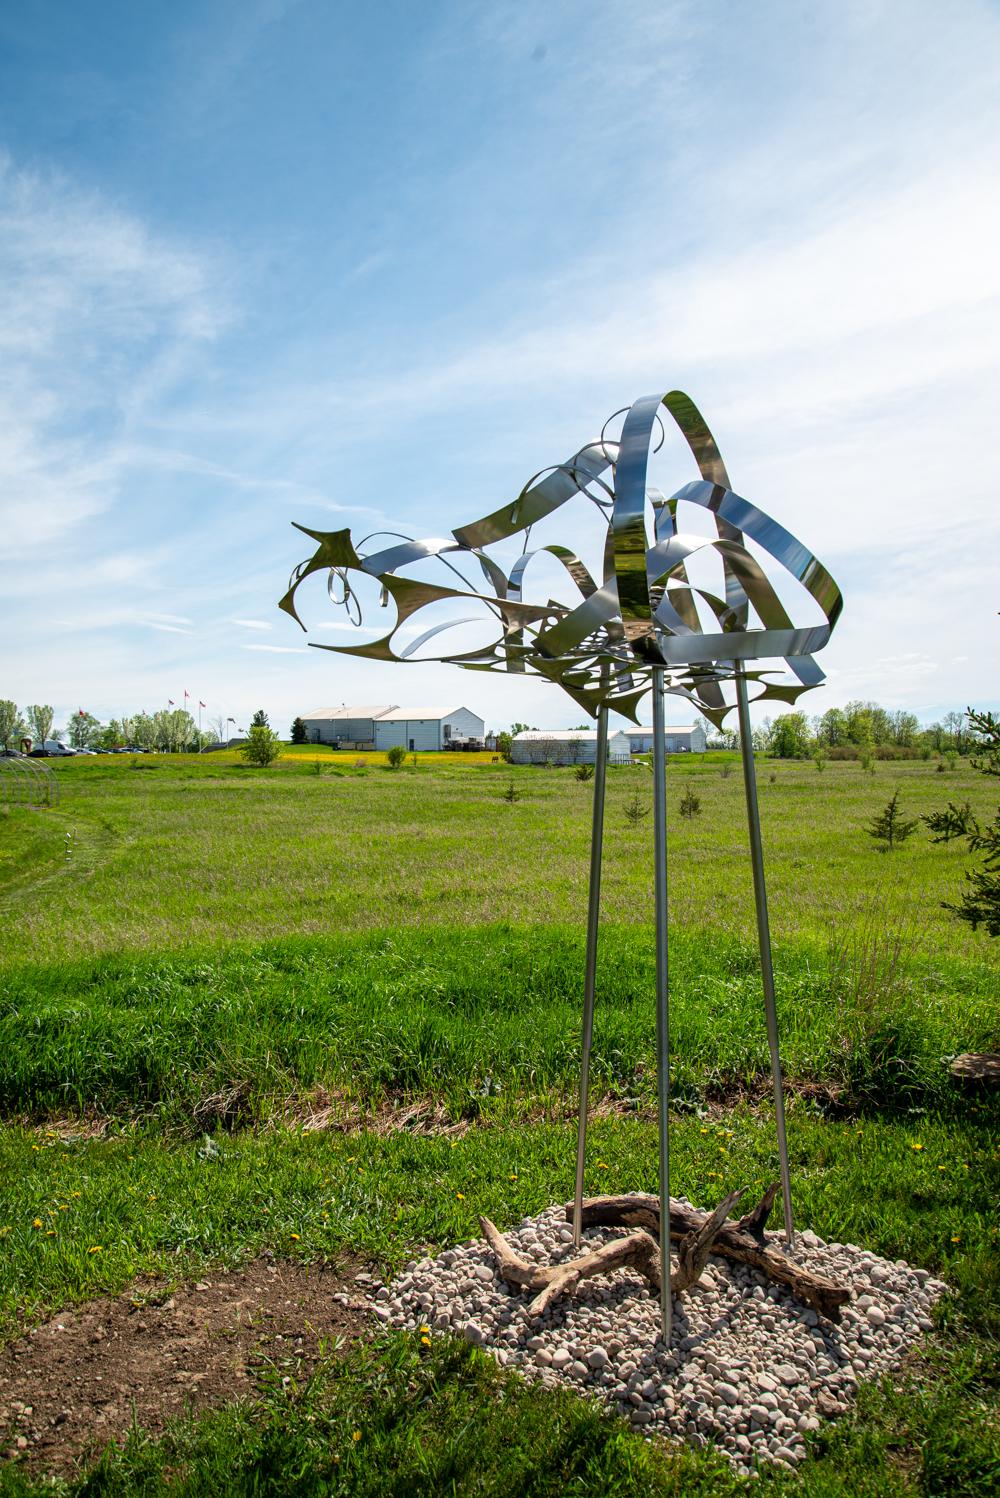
[366,1198,943,1472]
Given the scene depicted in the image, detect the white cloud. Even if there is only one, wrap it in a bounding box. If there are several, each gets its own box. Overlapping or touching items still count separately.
[0,153,223,560]
[231,618,272,631]
[243,643,309,654]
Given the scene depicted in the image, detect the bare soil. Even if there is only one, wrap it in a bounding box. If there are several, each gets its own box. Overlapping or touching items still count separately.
[0,1257,367,1476]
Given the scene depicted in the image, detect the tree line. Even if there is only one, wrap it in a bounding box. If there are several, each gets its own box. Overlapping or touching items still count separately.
[716,700,976,759]
[0,700,220,754]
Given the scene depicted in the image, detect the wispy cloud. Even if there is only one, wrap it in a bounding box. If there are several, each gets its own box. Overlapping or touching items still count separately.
[231,618,272,631]
[0,152,223,560]
[243,642,308,653]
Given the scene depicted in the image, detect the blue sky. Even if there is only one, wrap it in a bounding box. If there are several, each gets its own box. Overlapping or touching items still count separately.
[2,0,998,737]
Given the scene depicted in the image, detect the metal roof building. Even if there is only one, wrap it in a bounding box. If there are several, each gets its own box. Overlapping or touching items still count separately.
[624,722,708,754]
[511,729,633,766]
[301,704,484,751]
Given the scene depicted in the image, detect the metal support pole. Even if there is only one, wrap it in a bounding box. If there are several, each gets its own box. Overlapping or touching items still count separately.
[573,706,610,1244]
[734,664,795,1245]
[651,668,672,1344]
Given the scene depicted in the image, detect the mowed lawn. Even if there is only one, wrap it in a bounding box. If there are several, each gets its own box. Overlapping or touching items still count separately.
[0,753,997,1494]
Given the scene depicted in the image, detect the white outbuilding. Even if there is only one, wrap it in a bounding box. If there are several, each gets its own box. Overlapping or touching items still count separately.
[373,707,484,752]
[624,721,708,755]
[511,729,633,766]
[301,704,485,751]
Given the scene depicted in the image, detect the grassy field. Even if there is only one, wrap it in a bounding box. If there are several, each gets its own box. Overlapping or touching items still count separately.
[0,753,997,1493]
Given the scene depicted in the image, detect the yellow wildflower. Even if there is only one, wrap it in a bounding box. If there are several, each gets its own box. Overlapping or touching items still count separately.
[88,1245,102,1254]
[352,1431,361,1443]
[456,1192,465,1200]
[32,1218,42,1229]
[910,1143,924,1152]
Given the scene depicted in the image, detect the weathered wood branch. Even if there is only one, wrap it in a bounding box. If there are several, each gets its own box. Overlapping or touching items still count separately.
[481,1186,749,1321]
[567,1192,850,1321]
[480,1216,661,1317]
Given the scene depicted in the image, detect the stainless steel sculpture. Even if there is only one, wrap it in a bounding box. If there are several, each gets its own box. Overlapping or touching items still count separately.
[280,389,841,1344]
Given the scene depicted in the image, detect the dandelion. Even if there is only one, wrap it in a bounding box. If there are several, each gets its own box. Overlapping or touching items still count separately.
[88,1245,102,1254]
[938,1166,947,1172]
[32,1218,43,1229]
[597,1162,609,1170]
[950,1235,961,1243]
[71,1192,81,1199]
[45,1230,55,1237]
[352,1431,361,1443]
[700,1128,709,1135]
[421,1335,431,1346]
[419,1324,430,1333]
[455,1192,465,1200]
[290,1233,301,1241]
[508,1173,518,1181]
[910,1143,924,1152]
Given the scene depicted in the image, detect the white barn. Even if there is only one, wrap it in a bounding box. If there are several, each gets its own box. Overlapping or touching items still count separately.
[373,707,484,752]
[301,704,484,752]
[301,705,395,748]
[624,722,708,755]
[511,730,632,766]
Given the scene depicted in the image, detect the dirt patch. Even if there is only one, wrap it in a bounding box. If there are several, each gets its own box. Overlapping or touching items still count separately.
[0,1257,368,1476]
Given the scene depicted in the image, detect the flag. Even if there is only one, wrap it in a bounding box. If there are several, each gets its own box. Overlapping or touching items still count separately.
[168,699,175,706]
[199,701,206,708]
[184,689,190,699]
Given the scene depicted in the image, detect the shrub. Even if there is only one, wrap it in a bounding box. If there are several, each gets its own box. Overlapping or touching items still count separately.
[501,780,521,803]
[240,726,281,767]
[574,763,594,782]
[813,749,827,772]
[290,717,307,744]
[386,744,407,769]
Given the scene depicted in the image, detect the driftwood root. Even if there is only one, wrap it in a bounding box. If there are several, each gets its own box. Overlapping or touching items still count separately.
[568,1191,850,1322]
[479,1184,831,1323]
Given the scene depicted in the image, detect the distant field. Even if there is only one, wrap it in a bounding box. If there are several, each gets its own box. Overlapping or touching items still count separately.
[1,753,995,963]
[0,752,997,1492]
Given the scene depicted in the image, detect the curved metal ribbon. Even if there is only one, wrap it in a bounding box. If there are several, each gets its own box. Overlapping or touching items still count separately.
[278,390,841,725]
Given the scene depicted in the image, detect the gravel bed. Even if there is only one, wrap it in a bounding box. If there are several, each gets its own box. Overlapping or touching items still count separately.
[368,1200,946,1475]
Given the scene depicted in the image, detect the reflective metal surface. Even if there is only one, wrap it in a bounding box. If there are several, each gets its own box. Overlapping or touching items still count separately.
[651,668,672,1344]
[735,663,794,1245]
[573,704,608,1248]
[279,390,842,728]
[282,389,842,1346]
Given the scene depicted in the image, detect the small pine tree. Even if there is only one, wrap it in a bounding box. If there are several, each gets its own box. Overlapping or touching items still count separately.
[501,779,521,803]
[290,717,307,744]
[934,709,1000,936]
[624,790,649,827]
[923,800,977,843]
[867,790,918,851]
[251,708,270,729]
[679,785,701,819]
[574,762,595,782]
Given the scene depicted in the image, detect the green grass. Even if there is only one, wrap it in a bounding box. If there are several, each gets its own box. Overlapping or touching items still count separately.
[0,925,996,1126]
[0,755,997,1490]
[1,755,995,964]
[0,1113,997,1493]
